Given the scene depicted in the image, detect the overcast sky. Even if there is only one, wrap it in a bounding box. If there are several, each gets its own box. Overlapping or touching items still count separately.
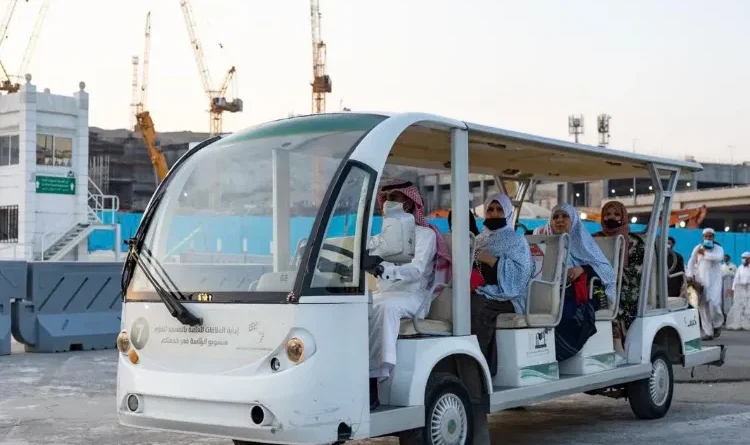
[3,0,747,163]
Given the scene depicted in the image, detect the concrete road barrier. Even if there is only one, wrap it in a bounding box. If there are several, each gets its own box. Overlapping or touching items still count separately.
[0,261,27,356]
[11,262,123,353]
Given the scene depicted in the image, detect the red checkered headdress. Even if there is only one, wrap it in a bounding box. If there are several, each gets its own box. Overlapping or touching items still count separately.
[376,178,453,287]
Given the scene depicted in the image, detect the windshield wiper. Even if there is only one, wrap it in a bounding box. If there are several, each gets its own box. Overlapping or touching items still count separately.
[132,245,202,327]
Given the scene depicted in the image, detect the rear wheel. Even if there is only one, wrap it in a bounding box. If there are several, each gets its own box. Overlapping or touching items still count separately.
[627,349,674,419]
[399,372,475,445]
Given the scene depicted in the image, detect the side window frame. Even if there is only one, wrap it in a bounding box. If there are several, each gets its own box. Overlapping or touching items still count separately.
[296,160,377,296]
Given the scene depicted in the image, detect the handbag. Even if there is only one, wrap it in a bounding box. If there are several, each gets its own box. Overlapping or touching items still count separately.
[470,267,486,292]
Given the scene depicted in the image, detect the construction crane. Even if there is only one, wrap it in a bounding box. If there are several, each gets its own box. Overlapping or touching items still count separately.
[0,0,50,94]
[309,0,332,204]
[179,0,242,136]
[0,0,21,93]
[17,0,49,81]
[132,12,168,184]
[310,0,332,114]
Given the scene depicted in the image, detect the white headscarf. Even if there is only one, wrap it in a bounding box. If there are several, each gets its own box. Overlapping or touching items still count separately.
[483,193,514,232]
[549,203,617,304]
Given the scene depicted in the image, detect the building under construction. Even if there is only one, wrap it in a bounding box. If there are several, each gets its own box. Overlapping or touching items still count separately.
[88,127,210,212]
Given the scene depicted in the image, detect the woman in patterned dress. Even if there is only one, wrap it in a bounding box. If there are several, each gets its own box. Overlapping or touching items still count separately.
[593,201,644,359]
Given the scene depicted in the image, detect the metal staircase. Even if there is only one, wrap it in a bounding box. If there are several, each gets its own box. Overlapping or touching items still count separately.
[36,179,120,261]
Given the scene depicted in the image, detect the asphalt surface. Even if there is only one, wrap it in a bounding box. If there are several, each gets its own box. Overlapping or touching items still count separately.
[1,331,749,445]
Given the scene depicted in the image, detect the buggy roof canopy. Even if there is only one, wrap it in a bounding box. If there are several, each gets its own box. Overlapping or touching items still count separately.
[381,115,702,182]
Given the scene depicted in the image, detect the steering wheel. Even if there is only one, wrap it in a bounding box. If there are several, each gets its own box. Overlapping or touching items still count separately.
[316,243,356,281]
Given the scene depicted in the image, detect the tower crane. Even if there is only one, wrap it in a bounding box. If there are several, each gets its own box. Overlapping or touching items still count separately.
[310,0,331,114]
[0,0,21,93]
[132,12,168,184]
[179,0,242,136]
[0,0,50,94]
[309,0,332,203]
[17,0,50,80]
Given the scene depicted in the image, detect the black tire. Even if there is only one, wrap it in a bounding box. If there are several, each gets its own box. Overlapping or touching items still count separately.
[627,349,674,419]
[399,372,475,445]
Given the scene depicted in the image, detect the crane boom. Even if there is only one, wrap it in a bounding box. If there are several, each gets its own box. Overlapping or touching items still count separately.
[136,111,169,183]
[217,66,235,98]
[130,56,138,129]
[0,0,20,93]
[138,11,151,112]
[17,0,50,79]
[179,0,213,97]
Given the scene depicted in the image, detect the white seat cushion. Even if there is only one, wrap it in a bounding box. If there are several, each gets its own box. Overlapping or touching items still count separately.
[495,313,557,329]
[668,296,687,310]
[399,318,452,336]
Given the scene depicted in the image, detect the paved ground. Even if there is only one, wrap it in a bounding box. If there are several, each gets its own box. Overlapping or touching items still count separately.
[1,332,749,445]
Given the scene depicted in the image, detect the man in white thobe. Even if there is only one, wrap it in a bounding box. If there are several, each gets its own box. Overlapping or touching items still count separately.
[686,228,725,339]
[726,252,750,330]
[366,179,451,410]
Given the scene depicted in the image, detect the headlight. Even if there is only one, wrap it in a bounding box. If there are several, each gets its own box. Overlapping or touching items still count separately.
[117,331,130,353]
[286,337,304,363]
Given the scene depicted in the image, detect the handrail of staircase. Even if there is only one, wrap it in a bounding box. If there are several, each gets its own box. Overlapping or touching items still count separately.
[87,178,119,225]
[40,214,78,261]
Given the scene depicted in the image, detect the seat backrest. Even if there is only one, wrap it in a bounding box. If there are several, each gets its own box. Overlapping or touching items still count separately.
[524,235,566,318]
[593,235,625,316]
[425,233,459,323]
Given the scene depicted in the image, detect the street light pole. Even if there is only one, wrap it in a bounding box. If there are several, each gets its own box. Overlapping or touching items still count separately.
[632,138,639,205]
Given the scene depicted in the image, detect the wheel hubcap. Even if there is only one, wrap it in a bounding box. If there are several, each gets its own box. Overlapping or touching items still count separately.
[649,358,670,407]
[430,393,468,445]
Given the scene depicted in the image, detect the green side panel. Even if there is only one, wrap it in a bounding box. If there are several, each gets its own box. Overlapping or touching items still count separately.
[585,352,615,369]
[219,113,388,144]
[684,338,701,354]
[520,362,559,381]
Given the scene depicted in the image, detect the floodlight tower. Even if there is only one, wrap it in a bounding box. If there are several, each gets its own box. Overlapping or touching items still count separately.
[597,114,611,147]
[568,114,584,143]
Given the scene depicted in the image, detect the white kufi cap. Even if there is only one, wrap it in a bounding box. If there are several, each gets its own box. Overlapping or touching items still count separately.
[703,228,715,235]
[742,252,750,259]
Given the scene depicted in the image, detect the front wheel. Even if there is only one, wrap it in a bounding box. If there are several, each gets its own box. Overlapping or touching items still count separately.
[399,372,475,445]
[627,349,674,419]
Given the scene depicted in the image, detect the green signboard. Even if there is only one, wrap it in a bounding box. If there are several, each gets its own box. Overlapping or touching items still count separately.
[35,175,76,195]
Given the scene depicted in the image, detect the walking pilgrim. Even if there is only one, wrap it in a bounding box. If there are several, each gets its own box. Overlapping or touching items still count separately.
[686,228,725,339]
[726,252,750,331]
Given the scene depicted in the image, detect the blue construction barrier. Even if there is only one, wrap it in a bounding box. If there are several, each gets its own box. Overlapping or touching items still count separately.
[0,261,26,356]
[89,211,750,264]
[11,262,123,353]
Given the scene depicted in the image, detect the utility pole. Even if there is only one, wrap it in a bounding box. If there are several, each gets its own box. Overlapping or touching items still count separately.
[632,138,638,205]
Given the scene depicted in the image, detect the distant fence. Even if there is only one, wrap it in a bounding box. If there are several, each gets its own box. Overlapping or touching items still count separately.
[2,261,122,355]
[89,212,750,265]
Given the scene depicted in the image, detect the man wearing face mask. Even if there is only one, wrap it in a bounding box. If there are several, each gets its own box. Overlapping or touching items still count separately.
[366,179,452,410]
[686,228,725,339]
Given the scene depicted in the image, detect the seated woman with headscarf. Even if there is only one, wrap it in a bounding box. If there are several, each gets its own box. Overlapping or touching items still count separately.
[470,193,534,373]
[593,200,644,359]
[548,204,617,362]
[367,178,452,410]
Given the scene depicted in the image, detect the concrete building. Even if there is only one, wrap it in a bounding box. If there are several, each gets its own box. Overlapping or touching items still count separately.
[417,160,750,230]
[0,75,118,261]
[88,129,209,212]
